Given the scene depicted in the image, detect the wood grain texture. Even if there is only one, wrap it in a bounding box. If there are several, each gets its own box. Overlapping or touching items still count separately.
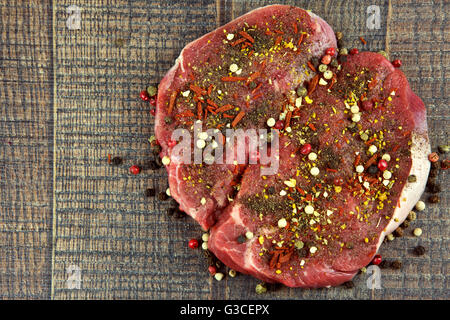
[0,1,53,299]
[0,0,448,300]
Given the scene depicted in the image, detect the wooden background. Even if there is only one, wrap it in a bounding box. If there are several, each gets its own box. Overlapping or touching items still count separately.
[0,0,448,300]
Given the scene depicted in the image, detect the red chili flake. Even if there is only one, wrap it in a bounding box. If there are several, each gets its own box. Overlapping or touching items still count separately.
[325,47,336,56]
[167,90,177,115]
[107,154,111,164]
[371,254,382,265]
[239,30,255,43]
[300,143,312,155]
[129,165,141,175]
[208,265,217,275]
[359,36,367,45]
[428,152,439,162]
[321,54,331,65]
[188,239,199,249]
[377,159,388,171]
[140,90,149,101]
[349,48,359,55]
[392,59,402,68]
[231,111,246,128]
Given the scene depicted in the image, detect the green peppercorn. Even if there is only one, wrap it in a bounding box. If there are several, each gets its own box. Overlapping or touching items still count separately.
[146,85,158,97]
[296,86,307,97]
[255,283,267,294]
[407,175,417,183]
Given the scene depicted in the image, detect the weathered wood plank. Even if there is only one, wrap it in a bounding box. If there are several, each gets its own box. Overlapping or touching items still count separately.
[0,1,54,299]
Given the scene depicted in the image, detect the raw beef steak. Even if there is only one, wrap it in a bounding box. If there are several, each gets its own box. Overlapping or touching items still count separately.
[155,5,430,287]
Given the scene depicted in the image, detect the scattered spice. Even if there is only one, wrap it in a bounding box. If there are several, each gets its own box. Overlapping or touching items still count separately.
[393,227,403,237]
[188,239,199,249]
[413,245,426,256]
[428,152,439,162]
[129,165,141,175]
[413,228,423,237]
[428,195,440,204]
[437,145,449,154]
[145,188,156,197]
[255,283,267,294]
[391,260,402,269]
[110,156,123,166]
[343,281,354,289]
[158,192,169,201]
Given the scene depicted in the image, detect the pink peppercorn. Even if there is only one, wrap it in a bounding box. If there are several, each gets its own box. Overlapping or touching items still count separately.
[321,54,332,65]
[350,48,359,55]
[140,90,149,101]
[300,143,312,155]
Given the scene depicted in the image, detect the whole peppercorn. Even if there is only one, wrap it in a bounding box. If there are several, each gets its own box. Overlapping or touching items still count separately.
[139,90,149,101]
[208,265,217,275]
[150,109,156,116]
[325,47,336,56]
[129,165,141,175]
[391,261,402,269]
[407,174,417,183]
[379,260,391,269]
[428,152,439,162]
[321,54,332,65]
[430,161,439,169]
[188,239,199,249]
[335,31,343,40]
[392,59,402,68]
[401,220,410,229]
[349,48,359,55]
[377,159,388,171]
[367,165,378,175]
[158,192,169,201]
[300,143,312,155]
[296,85,307,97]
[413,245,426,256]
[441,159,450,170]
[407,211,417,221]
[428,195,440,204]
[343,281,354,289]
[148,160,160,170]
[394,227,404,237]
[111,156,123,166]
[427,182,441,194]
[146,85,157,97]
[255,283,267,294]
[149,97,157,107]
[145,188,156,197]
[371,254,382,265]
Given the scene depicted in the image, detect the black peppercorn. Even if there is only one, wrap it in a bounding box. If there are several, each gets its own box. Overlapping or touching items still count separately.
[391,261,402,270]
[394,227,403,237]
[237,235,247,244]
[145,188,156,197]
[430,161,439,170]
[427,182,441,194]
[148,160,160,170]
[343,281,354,289]
[401,220,410,229]
[428,195,440,203]
[413,245,426,256]
[367,165,378,174]
[166,207,176,216]
[111,156,123,166]
[158,192,169,201]
[379,260,390,269]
